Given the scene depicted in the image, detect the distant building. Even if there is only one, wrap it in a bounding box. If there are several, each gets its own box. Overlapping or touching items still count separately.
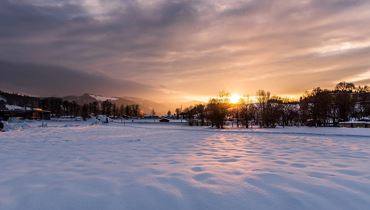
[159,118,170,123]
[0,108,51,121]
[339,121,370,128]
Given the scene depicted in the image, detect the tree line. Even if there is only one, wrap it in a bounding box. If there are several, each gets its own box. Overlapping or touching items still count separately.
[0,91,142,120]
[181,82,370,128]
[38,98,141,119]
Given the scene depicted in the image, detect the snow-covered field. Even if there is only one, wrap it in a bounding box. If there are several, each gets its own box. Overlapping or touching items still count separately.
[1,122,370,210]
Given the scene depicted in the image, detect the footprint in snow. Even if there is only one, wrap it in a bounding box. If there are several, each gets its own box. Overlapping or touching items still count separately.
[336,169,363,176]
[290,163,306,168]
[127,139,141,143]
[169,160,180,164]
[274,160,287,165]
[193,173,214,182]
[191,166,203,172]
[218,158,239,163]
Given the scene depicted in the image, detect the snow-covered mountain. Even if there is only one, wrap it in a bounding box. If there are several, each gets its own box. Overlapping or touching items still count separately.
[63,93,171,114]
[0,91,172,115]
[88,94,119,102]
[0,91,40,111]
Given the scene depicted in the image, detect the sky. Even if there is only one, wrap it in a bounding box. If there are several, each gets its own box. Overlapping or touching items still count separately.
[1,0,370,103]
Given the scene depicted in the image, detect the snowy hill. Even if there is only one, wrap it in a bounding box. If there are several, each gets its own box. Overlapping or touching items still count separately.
[89,94,118,101]
[5,104,32,111]
[63,93,171,114]
[63,93,99,105]
[0,90,171,115]
[0,91,40,111]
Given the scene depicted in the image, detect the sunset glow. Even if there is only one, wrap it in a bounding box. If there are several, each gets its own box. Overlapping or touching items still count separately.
[0,0,369,105]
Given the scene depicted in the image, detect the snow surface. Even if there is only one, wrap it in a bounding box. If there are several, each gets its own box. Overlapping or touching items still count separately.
[1,122,370,210]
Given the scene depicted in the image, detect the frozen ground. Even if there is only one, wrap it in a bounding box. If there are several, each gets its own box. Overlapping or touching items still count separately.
[1,122,370,210]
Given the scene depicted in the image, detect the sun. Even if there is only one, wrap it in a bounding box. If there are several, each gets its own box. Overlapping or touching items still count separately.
[229,93,241,104]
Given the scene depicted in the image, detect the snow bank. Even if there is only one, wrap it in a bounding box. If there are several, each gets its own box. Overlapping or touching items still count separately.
[1,120,30,131]
[0,123,369,210]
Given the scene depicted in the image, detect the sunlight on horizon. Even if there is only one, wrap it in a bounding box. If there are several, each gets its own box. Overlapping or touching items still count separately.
[183,93,301,105]
[229,93,242,104]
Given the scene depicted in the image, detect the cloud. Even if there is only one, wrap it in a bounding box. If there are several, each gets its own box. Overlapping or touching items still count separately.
[0,60,160,98]
[0,0,369,101]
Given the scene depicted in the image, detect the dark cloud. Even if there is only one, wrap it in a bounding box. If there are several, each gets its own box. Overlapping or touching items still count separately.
[0,60,159,97]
